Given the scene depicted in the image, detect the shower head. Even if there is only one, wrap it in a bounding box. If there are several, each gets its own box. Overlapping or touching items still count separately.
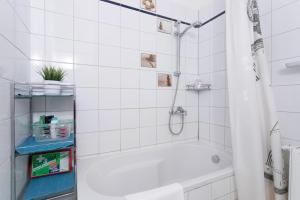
[179,21,202,37]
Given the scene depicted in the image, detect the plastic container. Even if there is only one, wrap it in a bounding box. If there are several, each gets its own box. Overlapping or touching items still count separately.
[32,120,73,142]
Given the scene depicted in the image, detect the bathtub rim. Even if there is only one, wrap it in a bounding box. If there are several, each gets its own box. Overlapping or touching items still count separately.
[77,141,234,200]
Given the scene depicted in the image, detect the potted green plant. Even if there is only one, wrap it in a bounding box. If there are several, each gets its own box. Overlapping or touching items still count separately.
[38,65,66,95]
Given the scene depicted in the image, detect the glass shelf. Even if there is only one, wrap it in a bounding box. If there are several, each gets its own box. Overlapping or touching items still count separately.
[16,134,74,155]
[186,83,211,91]
[15,82,75,98]
[22,171,75,200]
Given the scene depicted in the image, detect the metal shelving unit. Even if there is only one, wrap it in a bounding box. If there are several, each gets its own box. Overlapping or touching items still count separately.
[11,83,77,200]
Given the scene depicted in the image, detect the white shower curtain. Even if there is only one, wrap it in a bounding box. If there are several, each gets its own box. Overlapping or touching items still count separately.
[226,0,288,200]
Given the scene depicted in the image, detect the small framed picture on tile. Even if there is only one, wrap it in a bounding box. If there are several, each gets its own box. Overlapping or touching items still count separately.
[157,18,173,34]
[157,73,172,87]
[140,0,156,12]
[141,53,156,68]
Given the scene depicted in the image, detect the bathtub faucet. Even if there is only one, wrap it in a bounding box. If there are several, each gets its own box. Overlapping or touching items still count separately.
[170,106,187,116]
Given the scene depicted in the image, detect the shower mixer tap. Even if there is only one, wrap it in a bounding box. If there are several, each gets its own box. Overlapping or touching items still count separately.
[170,106,187,116]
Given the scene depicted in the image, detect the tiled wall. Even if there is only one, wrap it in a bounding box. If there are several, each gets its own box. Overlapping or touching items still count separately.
[258,0,300,145]
[28,0,200,157]
[185,175,237,200]
[196,0,231,151]
[0,0,31,199]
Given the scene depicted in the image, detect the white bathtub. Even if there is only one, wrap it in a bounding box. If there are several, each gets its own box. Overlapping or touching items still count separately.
[78,142,236,200]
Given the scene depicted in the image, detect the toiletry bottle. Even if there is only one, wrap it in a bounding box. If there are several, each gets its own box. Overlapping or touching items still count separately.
[50,117,59,139]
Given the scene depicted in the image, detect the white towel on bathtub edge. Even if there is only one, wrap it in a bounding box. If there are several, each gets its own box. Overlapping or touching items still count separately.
[125,183,184,200]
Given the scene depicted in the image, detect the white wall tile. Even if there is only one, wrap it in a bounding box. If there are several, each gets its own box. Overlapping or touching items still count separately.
[138,89,156,108]
[100,1,120,25]
[100,23,121,46]
[99,67,121,88]
[157,108,170,125]
[74,41,98,66]
[75,65,98,87]
[30,35,45,61]
[199,122,210,140]
[30,8,44,35]
[75,0,99,21]
[211,90,226,107]
[31,0,44,9]
[99,88,120,109]
[121,28,140,49]
[121,89,139,108]
[45,0,73,15]
[121,109,139,129]
[140,126,156,146]
[76,88,98,110]
[99,109,121,131]
[140,108,156,127]
[211,71,226,89]
[99,45,121,68]
[122,0,139,8]
[272,0,297,10]
[140,70,156,89]
[273,85,300,112]
[121,48,140,69]
[0,79,11,121]
[210,107,225,126]
[212,33,225,54]
[0,119,10,165]
[257,0,271,15]
[199,40,211,58]
[272,1,300,35]
[121,128,140,149]
[74,18,98,43]
[272,29,300,61]
[140,13,157,33]
[99,130,121,153]
[77,110,98,133]
[121,7,140,30]
[45,37,73,63]
[45,12,73,40]
[156,33,172,54]
[157,90,172,107]
[157,125,172,143]
[77,132,98,156]
[121,69,139,88]
[210,124,225,145]
[140,32,156,52]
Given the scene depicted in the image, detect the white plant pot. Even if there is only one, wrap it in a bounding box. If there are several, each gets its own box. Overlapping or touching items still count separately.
[44,80,61,95]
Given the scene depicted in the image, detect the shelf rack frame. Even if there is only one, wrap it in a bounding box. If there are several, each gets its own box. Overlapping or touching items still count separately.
[11,82,77,200]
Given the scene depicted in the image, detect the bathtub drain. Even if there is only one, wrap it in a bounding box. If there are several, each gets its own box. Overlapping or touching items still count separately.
[211,155,220,164]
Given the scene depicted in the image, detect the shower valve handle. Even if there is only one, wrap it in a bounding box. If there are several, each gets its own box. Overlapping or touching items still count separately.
[170,106,187,116]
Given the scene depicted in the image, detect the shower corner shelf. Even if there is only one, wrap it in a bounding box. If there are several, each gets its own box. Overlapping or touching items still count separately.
[186,84,211,91]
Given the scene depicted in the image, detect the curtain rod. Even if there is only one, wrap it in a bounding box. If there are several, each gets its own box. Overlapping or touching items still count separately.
[201,11,226,27]
[100,0,225,27]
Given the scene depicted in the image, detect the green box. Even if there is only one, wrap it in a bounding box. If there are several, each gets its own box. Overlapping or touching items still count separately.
[30,149,72,178]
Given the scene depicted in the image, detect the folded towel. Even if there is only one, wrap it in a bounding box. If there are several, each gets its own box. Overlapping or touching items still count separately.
[125,183,184,200]
[289,147,300,200]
